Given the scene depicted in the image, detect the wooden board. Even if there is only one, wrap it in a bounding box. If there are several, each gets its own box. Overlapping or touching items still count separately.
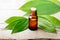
[0,28,60,39]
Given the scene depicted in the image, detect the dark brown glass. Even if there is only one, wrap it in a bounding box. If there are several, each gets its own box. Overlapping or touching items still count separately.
[29,9,38,30]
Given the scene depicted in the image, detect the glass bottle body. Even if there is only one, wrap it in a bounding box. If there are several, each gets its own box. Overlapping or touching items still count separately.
[29,16,38,30]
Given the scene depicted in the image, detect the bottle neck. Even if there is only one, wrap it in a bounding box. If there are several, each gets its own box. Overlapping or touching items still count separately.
[30,10,37,16]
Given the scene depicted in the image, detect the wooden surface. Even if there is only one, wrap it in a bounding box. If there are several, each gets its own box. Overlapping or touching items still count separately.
[0,28,60,39]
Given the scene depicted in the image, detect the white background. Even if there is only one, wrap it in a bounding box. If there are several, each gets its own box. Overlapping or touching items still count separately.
[0,0,27,23]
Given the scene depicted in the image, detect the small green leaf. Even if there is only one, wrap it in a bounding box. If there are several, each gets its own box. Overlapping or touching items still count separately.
[5,16,26,24]
[12,18,28,34]
[38,15,60,28]
[38,17,56,33]
[19,0,60,16]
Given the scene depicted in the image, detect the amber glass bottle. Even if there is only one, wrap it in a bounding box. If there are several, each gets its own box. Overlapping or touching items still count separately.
[29,8,38,30]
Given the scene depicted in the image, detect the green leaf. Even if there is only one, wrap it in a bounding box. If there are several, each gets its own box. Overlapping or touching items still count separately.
[38,17,56,33]
[5,16,26,24]
[12,18,28,34]
[19,0,60,16]
[38,15,60,28]
[5,16,28,30]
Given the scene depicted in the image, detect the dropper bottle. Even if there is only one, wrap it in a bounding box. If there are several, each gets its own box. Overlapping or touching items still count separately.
[29,7,38,30]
